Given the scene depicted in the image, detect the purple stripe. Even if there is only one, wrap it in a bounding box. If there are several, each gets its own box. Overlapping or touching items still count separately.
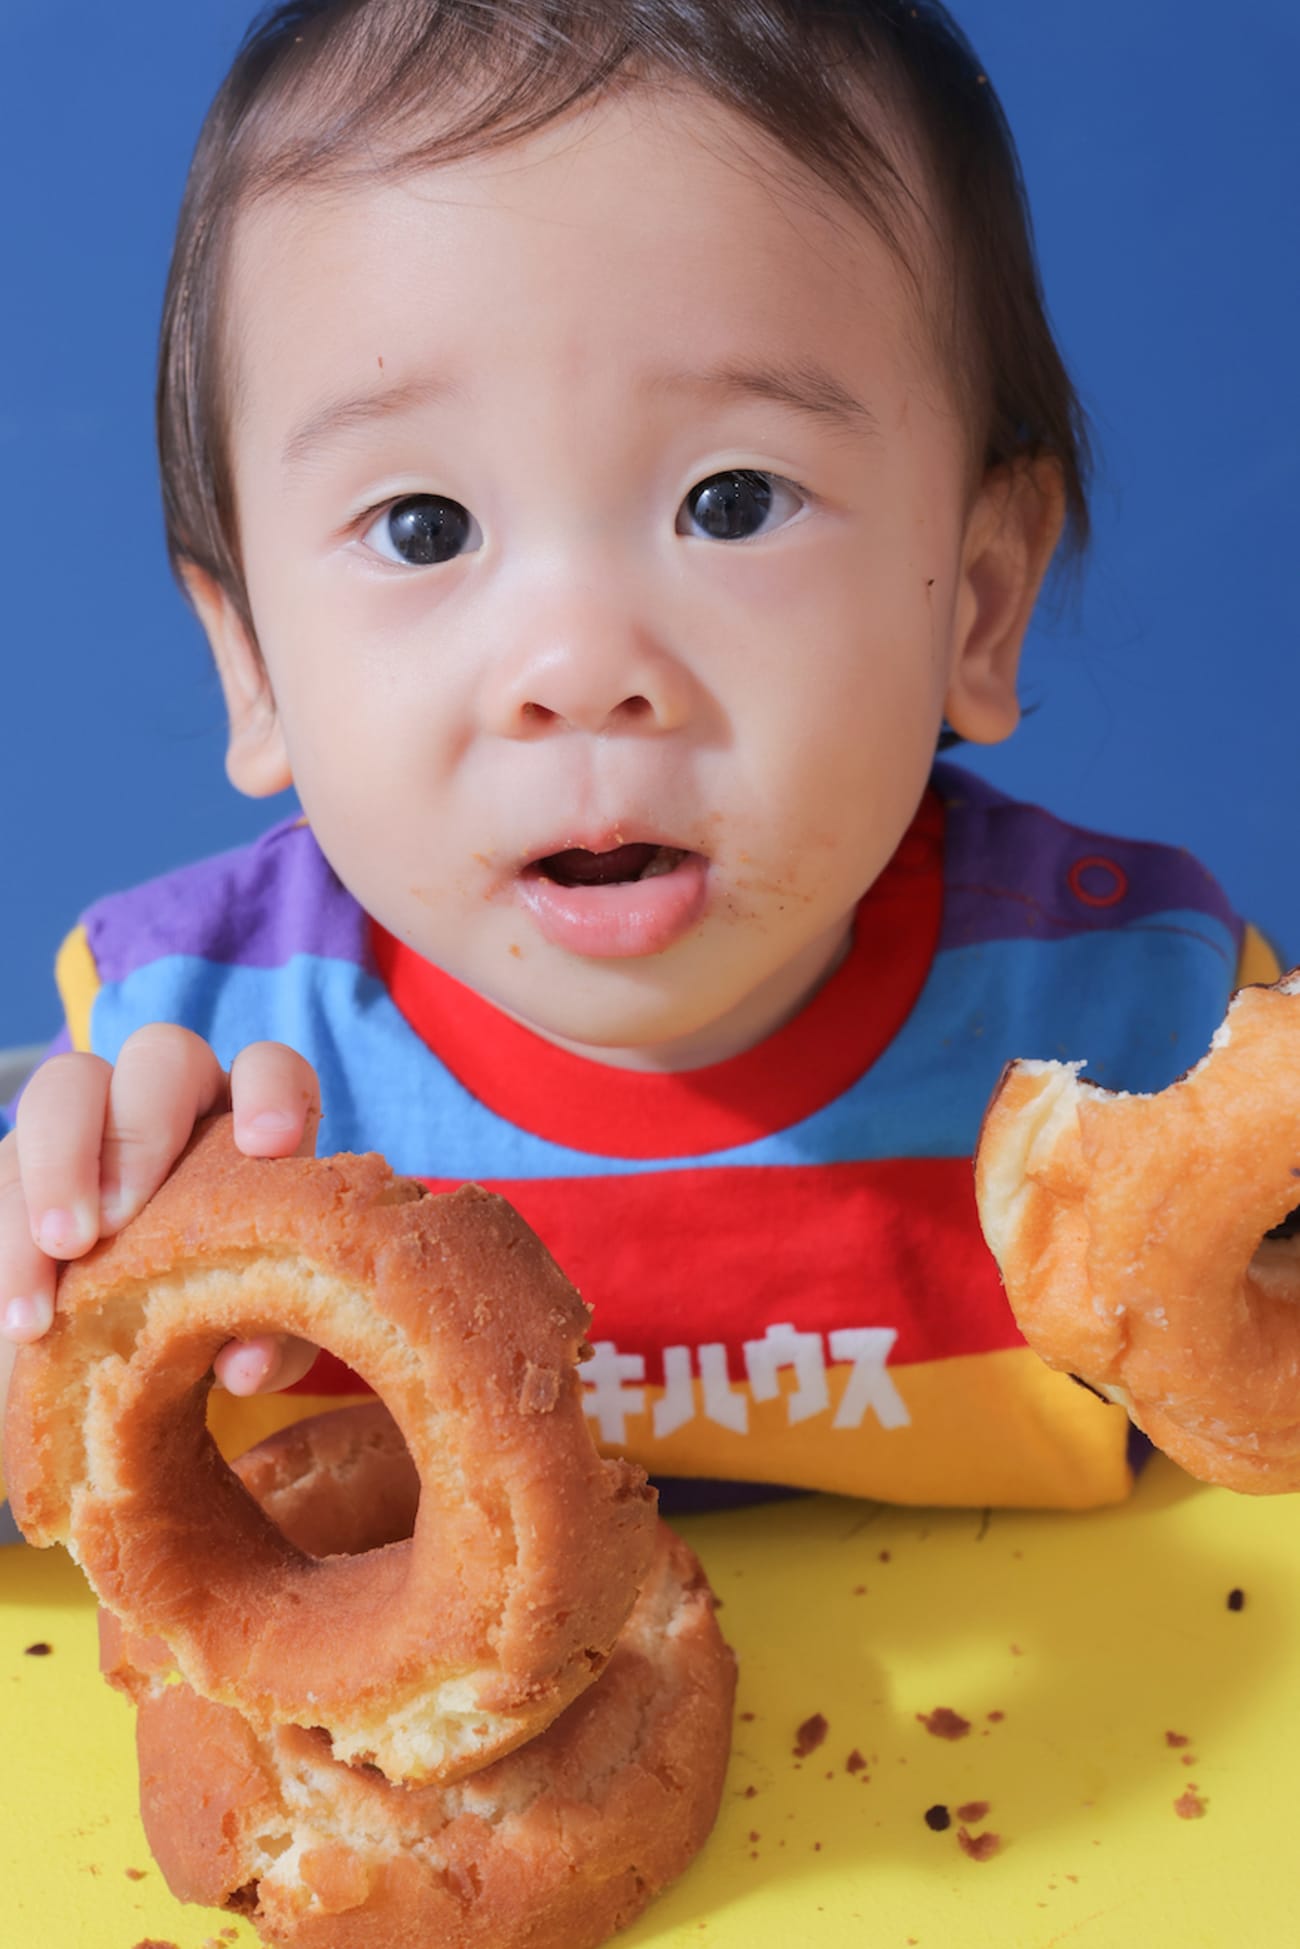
[933,763,1241,952]
[83,817,370,984]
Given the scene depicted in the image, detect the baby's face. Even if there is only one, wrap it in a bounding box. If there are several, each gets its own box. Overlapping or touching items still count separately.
[209,87,1028,1069]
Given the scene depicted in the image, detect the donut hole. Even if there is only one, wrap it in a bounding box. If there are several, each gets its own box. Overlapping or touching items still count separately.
[209,1396,422,1560]
[1248,1203,1300,1300]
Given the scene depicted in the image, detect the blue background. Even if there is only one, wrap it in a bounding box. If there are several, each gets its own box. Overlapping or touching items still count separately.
[1,0,1296,1048]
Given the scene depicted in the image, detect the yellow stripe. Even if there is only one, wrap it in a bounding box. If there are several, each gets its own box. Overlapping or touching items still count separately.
[54,925,100,1054]
[1236,922,1283,989]
[597,1348,1133,1511]
[206,1389,360,1462]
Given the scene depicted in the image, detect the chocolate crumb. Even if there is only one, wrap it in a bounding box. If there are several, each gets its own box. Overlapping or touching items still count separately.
[1227,1588,1246,1611]
[957,1827,1002,1861]
[1165,1730,1190,1748]
[878,1549,891,1562]
[1174,1789,1207,1819]
[987,1709,1005,1723]
[124,1866,147,1880]
[740,1710,755,1721]
[794,1712,829,1756]
[743,1784,758,1798]
[924,1804,951,1831]
[23,1642,52,1657]
[918,1706,971,1740]
[956,1799,991,1822]
[748,1831,760,1843]
[846,1749,867,1773]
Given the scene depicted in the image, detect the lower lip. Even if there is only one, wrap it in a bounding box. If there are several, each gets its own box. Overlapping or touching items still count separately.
[515,854,710,958]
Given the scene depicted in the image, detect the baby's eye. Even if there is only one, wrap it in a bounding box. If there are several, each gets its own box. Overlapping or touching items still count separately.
[676,469,805,542]
[362,494,482,566]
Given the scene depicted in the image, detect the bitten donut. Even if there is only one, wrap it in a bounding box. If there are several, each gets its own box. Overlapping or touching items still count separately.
[101,1404,737,1949]
[4,1117,657,1781]
[975,970,1300,1491]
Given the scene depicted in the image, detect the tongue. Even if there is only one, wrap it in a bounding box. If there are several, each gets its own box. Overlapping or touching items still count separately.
[541,844,660,887]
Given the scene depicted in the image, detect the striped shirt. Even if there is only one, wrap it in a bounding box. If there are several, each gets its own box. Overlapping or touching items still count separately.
[24,763,1274,1511]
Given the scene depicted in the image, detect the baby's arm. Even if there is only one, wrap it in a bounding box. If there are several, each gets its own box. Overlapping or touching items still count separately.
[0,1026,321,1428]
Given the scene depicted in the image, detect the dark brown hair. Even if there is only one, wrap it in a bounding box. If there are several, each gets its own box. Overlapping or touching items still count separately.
[158,0,1091,643]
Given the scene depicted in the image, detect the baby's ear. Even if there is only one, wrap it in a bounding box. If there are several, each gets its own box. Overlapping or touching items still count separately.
[181,565,293,798]
[942,458,1066,746]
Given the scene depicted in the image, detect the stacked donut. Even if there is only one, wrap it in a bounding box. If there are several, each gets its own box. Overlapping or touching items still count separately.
[4,1118,736,1947]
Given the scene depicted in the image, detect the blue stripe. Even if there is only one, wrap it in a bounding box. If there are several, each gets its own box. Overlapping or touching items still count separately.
[90,906,1236,1182]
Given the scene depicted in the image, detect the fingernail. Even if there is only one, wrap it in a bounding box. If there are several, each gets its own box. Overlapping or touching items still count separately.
[3,1295,53,1341]
[35,1208,87,1257]
[221,1342,278,1396]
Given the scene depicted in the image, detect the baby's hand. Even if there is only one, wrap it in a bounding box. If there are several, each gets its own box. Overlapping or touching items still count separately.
[0,1028,321,1411]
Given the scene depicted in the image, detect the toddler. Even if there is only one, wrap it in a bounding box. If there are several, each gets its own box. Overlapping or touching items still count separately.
[0,0,1274,1514]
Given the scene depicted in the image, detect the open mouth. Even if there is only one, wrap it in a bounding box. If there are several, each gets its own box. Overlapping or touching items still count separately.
[531,843,690,888]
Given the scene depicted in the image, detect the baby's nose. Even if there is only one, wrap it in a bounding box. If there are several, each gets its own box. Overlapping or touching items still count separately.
[478,605,695,738]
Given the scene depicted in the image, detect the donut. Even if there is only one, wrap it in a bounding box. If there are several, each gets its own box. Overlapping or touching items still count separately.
[100,1404,737,1949]
[4,1116,658,1781]
[975,970,1300,1491]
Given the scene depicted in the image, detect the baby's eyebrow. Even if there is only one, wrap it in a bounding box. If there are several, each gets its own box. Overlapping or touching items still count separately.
[280,374,462,475]
[644,359,880,438]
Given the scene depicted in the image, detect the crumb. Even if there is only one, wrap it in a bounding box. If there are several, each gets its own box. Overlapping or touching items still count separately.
[852,1584,867,1595]
[917,1706,971,1740]
[825,1769,835,1779]
[749,1831,760,1842]
[508,942,522,958]
[23,1642,52,1656]
[1182,1753,1198,1766]
[956,1800,991,1823]
[740,1710,755,1722]
[794,1712,829,1757]
[1227,1588,1246,1611]
[987,1709,1005,1723]
[813,1841,822,1852]
[1009,1643,1023,1656]
[743,1785,758,1798]
[133,1940,180,1948]
[924,1804,951,1831]
[846,1749,867,1773]
[957,1827,1002,1861]
[878,1549,891,1562]
[1174,1790,1206,1819]
[1165,1731,1190,1748]
[124,1866,147,1879]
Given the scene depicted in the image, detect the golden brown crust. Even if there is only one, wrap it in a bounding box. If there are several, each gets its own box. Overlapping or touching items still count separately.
[109,1405,736,1949]
[975,972,1300,1490]
[6,1117,657,1780]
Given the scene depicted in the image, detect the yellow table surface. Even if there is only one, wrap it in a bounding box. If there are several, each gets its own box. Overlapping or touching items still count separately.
[3,1457,1295,1949]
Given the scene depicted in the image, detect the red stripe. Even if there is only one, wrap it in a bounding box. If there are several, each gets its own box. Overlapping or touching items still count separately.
[287,1155,1013,1398]
[442,1159,1012,1379]
[372,789,943,1157]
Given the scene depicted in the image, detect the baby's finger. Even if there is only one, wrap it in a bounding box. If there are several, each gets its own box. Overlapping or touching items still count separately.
[213,1333,320,1396]
[98,1025,229,1234]
[229,1043,321,1158]
[13,1050,114,1261]
[0,1131,57,1341]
